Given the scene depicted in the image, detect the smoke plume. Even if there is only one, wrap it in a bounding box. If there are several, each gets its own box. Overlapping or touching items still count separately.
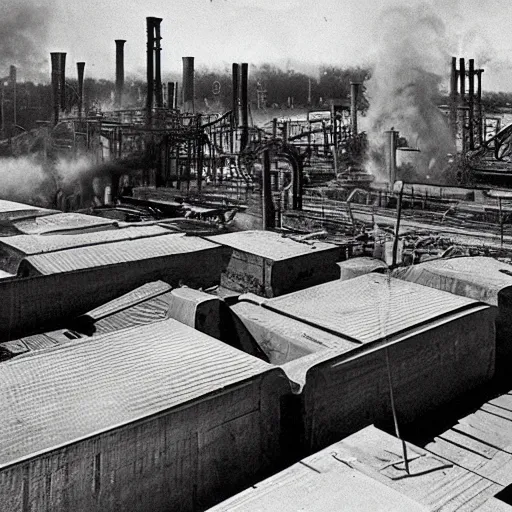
[0,0,56,80]
[364,3,456,183]
[0,156,51,205]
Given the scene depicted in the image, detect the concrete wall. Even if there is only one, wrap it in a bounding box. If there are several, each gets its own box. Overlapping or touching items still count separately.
[295,307,496,452]
[0,247,224,341]
[0,372,288,512]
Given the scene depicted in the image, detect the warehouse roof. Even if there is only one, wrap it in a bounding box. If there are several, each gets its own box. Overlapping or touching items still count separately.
[21,233,219,275]
[72,281,174,335]
[209,425,505,511]
[0,318,276,468]
[259,274,480,343]
[0,224,169,257]
[207,230,338,261]
[13,212,117,235]
[0,200,57,221]
[393,256,512,306]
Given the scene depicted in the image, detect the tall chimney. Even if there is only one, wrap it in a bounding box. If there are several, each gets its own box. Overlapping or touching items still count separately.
[59,53,67,111]
[241,62,249,149]
[115,40,126,109]
[384,129,399,184]
[450,56,458,139]
[174,81,178,109]
[459,58,466,103]
[350,82,360,135]
[476,69,484,145]
[146,18,155,111]
[50,53,60,125]
[232,63,239,125]
[10,65,16,127]
[153,18,163,108]
[182,57,195,113]
[168,82,175,108]
[468,58,475,150]
[459,58,466,151]
[77,62,85,118]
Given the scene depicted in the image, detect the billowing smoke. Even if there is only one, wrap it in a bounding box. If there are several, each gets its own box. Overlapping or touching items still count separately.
[364,3,456,183]
[0,156,51,204]
[0,0,56,81]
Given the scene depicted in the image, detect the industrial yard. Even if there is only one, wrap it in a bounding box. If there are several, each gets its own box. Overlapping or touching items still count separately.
[2,1,512,511]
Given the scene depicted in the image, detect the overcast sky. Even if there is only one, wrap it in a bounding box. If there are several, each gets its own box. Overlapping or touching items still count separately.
[9,0,512,91]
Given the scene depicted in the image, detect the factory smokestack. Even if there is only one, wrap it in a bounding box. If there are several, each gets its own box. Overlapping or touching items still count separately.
[241,62,249,149]
[59,52,66,112]
[77,62,85,118]
[385,129,398,184]
[115,40,126,109]
[450,57,458,139]
[350,82,360,135]
[182,57,195,113]
[9,65,16,128]
[168,82,175,109]
[153,19,163,108]
[50,52,60,125]
[468,58,475,150]
[146,18,155,111]
[232,63,239,126]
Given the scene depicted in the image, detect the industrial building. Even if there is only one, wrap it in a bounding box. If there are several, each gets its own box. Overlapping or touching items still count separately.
[230,274,496,451]
[208,425,511,511]
[0,319,290,512]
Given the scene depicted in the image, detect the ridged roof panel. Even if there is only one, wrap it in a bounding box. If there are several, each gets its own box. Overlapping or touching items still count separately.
[23,234,219,275]
[265,274,479,343]
[0,319,275,467]
[207,230,339,260]
[0,225,170,256]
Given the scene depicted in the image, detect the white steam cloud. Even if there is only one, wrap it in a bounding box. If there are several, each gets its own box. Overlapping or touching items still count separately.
[363,3,456,182]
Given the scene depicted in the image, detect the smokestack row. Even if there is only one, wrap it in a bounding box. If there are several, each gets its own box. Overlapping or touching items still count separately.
[450,56,484,150]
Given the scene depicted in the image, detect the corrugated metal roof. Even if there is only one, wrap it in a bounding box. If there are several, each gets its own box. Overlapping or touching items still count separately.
[0,200,57,220]
[0,225,170,256]
[207,230,338,261]
[85,281,172,320]
[262,274,479,343]
[393,256,512,306]
[13,212,117,234]
[0,318,275,468]
[22,233,219,275]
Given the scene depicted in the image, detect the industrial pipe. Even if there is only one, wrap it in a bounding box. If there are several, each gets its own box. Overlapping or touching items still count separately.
[115,40,126,108]
[168,82,175,108]
[77,62,85,118]
[384,129,399,185]
[10,65,16,128]
[153,18,163,108]
[468,59,475,150]
[232,63,239,126]
[59,53,66,111]
[50,53,60,125]
[241,63,249,149]
[182,57,195,113]
[450,57,458,139]
[350,82,360,135]
[476,69,484,145]
[146,17,155,111]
